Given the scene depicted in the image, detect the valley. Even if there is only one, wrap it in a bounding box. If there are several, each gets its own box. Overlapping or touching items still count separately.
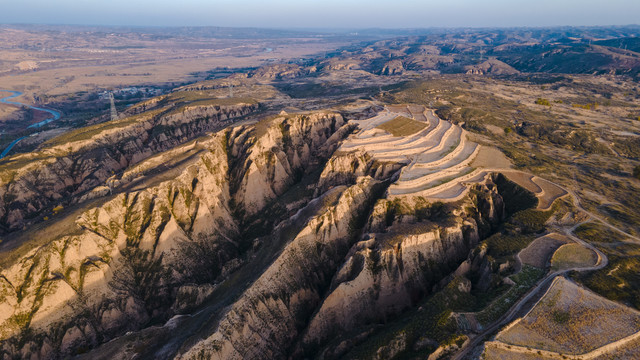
[0,24,639,360]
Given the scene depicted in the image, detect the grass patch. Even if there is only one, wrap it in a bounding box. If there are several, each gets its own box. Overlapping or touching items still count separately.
[376,116,426,137]
[166,97,257,116]
[484,233,536,259]
[574,222,625,244]
[573,221,640,310]
[343,277,475,360]
[552,310,570,324]
[43,108,164,147]
[550,243,597,271]
[476,265,545,325]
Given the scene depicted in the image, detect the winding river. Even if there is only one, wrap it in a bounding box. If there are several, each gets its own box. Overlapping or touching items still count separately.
[0,90,61,159]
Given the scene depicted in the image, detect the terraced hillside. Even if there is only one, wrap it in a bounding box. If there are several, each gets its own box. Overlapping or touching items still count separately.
[343,105,482,201]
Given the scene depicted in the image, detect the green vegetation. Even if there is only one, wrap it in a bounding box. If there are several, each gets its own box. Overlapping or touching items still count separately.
[484,233,536,259]
[535,98,551,106]
[477,174,553,260]
[574,222,625,244]
[517,122,609,154]
[376,116,427,136]
[552,310,570,324]
[476,265,545,325]
[550,243,597,271]
[634,165,640,180]
[575,255,640,309]
[382,197,449,228]
[508,207,555,234]
[572,102,599,110]
[614,139,640,158]
[572,221,640,309]
[344,277,476,360]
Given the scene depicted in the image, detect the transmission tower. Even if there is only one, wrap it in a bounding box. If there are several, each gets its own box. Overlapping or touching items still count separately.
[109,92,118,121]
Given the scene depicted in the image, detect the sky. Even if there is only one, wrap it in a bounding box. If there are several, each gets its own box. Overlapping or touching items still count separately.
[1,0,639,29]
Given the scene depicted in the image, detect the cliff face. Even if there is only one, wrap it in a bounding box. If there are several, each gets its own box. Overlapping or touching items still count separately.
[380,60,405,75]
[0,101,258,232]
[315,150,402,195]
[180,176,385,360]
[298,181,504,355]
[174,155,506,360]
[1,102,525,360]
[233,113,348,215]
[0,111,348,359]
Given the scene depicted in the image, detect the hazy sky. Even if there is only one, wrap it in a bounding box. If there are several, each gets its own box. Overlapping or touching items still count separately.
[2,0,639,28]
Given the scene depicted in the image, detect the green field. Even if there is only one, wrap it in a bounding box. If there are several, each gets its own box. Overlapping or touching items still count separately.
[377,116,427,136]
[550,243,597,271]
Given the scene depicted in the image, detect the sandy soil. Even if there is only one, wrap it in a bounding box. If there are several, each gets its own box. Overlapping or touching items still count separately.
[533,177,569,210]
[0,26,349,99]
[501,171,541,193]
[496,277,640,354]
[471,146,512,169]
[519,233,572,268]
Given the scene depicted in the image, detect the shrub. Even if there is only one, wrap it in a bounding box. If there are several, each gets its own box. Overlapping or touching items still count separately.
[535,98,551,106]
[634,165,640,180]
[552,310,570,324]
[572,102,598,110]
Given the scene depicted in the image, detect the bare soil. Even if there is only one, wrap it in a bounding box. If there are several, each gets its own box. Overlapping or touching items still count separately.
[471,146,512,169]
[496,277,640,354]
[519,233,572,268]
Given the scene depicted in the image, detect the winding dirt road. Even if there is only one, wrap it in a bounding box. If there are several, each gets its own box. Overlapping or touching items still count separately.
[453,177,613,360]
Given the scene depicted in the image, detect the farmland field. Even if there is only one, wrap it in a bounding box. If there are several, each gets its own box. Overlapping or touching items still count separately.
[495,277,640,354]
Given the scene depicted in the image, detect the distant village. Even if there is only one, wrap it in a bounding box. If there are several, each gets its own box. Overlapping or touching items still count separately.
[98,87,164,100]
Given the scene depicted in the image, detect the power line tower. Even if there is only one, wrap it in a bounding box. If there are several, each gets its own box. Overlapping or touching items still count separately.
[109,92,118,121]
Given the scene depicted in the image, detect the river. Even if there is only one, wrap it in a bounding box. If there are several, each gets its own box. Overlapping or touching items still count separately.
[0,90,61,159]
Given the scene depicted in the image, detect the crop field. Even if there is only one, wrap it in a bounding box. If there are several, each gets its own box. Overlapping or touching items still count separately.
[376,115,427,136]
[469,146,512,169]
[501,171,567,210]
[495,277,640,355]
[532,177,568,210]
[386,104,413,117]
[550,243,598,271]
[519,233,571,268]
[501,171,541,194]
[482,344,556,360]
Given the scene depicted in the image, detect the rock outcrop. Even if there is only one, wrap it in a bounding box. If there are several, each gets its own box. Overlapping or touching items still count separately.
[380,60,405,75]
[180,176,386,360]
[174,156,507,360]
[0,101,533,360]
[249,64,309,80]
[0,111,349,359]
[296,180,505,355]
[464,59,520,75]
[0,98,258,232]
